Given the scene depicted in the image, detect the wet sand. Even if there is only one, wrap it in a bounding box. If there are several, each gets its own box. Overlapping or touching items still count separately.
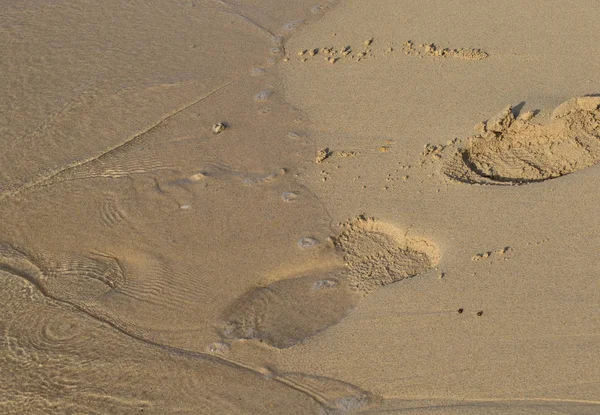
[1,1,599,414]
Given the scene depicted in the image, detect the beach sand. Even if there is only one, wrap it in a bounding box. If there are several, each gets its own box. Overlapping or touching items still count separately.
[1,1,599,414]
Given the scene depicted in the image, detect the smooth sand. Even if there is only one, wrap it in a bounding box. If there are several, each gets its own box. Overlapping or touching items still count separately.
[1,1,599,414]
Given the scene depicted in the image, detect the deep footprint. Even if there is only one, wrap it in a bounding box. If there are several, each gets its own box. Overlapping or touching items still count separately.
[443,96,600,185]
[220,217,439,348]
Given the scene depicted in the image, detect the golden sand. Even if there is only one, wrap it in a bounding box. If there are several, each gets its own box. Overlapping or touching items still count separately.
[1,1,599,413]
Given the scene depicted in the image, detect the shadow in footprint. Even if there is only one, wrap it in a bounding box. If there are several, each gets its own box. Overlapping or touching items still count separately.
[510,101,526,118]
[443,96,600,185]
[220,217,439,348]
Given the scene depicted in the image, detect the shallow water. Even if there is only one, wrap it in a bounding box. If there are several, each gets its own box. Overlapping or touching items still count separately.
[0,1,367,413]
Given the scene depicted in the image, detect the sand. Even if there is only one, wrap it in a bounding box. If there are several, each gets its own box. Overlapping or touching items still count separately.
[1,1,599,414]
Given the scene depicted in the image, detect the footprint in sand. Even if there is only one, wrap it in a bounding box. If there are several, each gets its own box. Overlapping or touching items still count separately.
[442,96,600,185]
[220,217,440,348]
[220,273,360,349]
[331,217,440,296]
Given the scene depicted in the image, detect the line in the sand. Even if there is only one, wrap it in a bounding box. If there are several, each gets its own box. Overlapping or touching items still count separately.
[0,79,240,201]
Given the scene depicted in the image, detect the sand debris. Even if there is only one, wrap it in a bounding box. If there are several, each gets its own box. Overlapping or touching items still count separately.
[211,122,227,134]
[402,40,418,55]
[519,110,535,121]
[472,247,513,261]
[336,150,358,158]
[316,148,332,163]
[486,105,514,133]
[400,40,488,60]
[293,38,485,65]
[420,42,489,60]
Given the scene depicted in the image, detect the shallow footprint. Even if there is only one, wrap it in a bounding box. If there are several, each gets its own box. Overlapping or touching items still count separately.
[443,96,600,185]
[220,273,360,349]
[221,217,439,348]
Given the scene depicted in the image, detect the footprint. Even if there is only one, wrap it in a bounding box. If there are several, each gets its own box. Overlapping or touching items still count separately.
[220,273,360,349]
[220,217,439,348]
[443,96,600,185]
[332,217,440,296]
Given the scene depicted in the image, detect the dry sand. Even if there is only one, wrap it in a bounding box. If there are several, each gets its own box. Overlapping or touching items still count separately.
[1,1,599,414]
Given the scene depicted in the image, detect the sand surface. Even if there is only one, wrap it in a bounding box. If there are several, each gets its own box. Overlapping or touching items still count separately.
[1,1,599,414]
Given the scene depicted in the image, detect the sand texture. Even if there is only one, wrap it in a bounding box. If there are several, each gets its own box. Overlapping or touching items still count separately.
[1,0,599,414]
[443,97,600,185]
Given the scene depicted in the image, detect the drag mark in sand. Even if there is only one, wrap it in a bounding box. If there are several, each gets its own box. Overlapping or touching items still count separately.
[401,40,489,60]
[443,96,600,185]
[291,38,488,64]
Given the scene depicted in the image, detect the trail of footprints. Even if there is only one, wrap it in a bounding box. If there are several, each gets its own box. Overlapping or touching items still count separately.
[220,216,440,348]
[218,97,600,349]
[10,97,597,405]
